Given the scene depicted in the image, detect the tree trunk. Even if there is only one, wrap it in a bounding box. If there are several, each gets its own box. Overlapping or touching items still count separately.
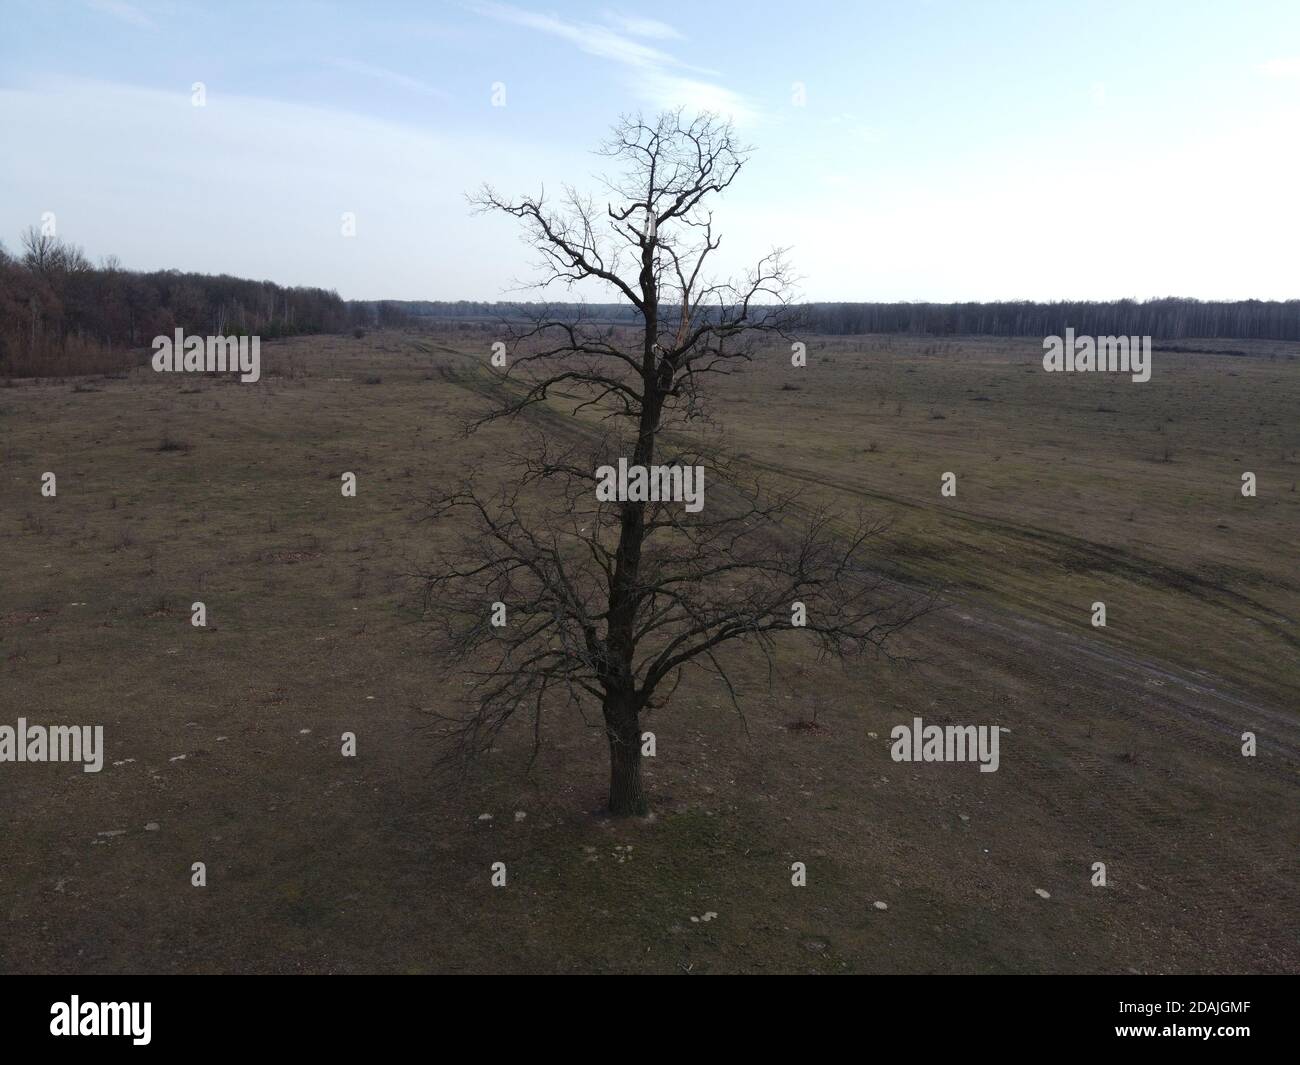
[604,698,647,817]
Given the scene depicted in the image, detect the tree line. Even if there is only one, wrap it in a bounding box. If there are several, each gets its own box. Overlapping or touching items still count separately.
[5,228,1297,380]
[796,299,1300,340]
[399,297,1300,340]
[0,228,355,377]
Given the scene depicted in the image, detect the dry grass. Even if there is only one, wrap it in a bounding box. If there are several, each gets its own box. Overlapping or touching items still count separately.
[0,329,1294,974]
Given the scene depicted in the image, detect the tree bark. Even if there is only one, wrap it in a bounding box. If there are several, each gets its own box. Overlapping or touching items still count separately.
[604,697,647,817]
[596,242,659,819]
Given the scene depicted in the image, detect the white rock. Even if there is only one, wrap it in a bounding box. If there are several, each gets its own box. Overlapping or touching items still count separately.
[145,822,160,831]
[873,900,888,910]
[1035,888,1051,899]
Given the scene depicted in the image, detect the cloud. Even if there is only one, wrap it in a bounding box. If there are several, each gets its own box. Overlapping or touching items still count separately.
[824,113,883,143]
[86,0,156,30]
[601,11,683,41]
[330,59,452,100]
[0,78,565,300]
[474,2,675,68]
[1258,56,1300,78]
[472,2,755,122]
[639,72,756,124]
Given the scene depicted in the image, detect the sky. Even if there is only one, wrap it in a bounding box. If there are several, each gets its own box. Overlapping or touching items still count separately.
[1,0,1298,303]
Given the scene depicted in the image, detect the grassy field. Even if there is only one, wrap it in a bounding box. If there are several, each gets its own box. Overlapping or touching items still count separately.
[1,329,1296,973]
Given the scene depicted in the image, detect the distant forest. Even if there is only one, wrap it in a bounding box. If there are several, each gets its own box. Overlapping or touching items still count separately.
[3,231,1298,378]
[396,299,1300,341]
[0,229,366,377]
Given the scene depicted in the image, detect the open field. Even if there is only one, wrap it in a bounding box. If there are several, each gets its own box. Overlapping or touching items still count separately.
[1,329,1296,973]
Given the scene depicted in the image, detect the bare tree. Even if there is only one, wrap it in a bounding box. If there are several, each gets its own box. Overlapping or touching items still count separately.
[422,111,933,816]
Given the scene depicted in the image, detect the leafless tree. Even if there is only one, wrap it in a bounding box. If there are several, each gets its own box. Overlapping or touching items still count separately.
[421,111,935,816]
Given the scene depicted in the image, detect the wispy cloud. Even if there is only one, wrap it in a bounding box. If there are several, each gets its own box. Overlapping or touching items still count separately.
[601,11,683,41]
[330,59,451,100]
[824,113,883,143]
[472,1,756,122]
[86,0,155,30]
[474,2,680,69]
[638,73,756,124]
[1258,56,1300,78]
[0,78,558,300]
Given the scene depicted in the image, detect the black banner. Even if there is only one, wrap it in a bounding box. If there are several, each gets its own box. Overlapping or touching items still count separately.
[0,976,1286,1053]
